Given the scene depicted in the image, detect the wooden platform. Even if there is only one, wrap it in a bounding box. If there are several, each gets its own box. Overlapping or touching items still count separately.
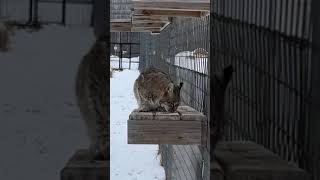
[111,18,170,33]
[213,141,310,180]
[60,149,109,180]
[128,105,206,144]
[132,0,210,11]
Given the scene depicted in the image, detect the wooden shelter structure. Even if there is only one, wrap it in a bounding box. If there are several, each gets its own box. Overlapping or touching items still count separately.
[110,0,210,33]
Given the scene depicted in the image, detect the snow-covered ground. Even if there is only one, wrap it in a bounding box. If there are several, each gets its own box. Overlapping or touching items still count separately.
[110,69,165,180]
[0,24,164,180]
[0,25,94,180]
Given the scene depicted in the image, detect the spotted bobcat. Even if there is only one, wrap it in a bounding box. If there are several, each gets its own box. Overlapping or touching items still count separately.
[75,38,108,161]
[134,67,183,112]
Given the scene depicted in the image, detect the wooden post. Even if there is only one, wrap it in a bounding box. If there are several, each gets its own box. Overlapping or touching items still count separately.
[129,33,132,69]
[28,0,33,24]
[119,36,123,69]
[92,0,108,39]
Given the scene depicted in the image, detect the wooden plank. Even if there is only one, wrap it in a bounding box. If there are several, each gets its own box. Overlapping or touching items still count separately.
[110,19,132,32]
[61,149,109,180]
[132,22,167,28]
[215,141,311,180]
[128,105,205,144]
[134,9,209,17]
[133,0,210,11]
[110,19,131,23]
[129,106,205,121]
[133,16,169,22]
[128,120,202,144]
[160,21,171,31]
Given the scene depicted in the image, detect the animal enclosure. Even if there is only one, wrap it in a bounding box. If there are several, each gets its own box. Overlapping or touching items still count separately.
[138,0,320,179]
[139,16,211,180]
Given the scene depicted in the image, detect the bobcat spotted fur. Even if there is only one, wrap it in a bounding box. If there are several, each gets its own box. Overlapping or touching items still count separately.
[134,67,183,112]
[75,39,108,161]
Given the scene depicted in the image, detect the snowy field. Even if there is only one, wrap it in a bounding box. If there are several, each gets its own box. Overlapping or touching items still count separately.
[110,69,165,180]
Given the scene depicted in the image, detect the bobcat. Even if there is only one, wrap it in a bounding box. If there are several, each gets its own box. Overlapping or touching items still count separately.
[75,38,108,161]
[134,67,183,112]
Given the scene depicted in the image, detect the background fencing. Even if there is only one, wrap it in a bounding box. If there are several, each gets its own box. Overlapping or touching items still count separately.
[139,0,320,179]
[111,32,140,70]
[0,0,93,26]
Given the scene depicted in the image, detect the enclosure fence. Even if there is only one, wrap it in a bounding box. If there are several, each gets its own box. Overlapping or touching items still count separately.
[111,32,140,70]
[0,0,93,26]
[210,0,318,179]
[139,0,320,179]
[140,16,211,180]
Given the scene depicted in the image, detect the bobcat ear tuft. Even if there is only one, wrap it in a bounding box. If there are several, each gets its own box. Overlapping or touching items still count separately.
[179,82,183,89]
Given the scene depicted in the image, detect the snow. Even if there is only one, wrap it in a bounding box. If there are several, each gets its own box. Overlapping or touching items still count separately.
[110,56,139,70]
[0,24,164,180]
[0,25,94,180]
[110,69,165,180]
[167,50,208,74]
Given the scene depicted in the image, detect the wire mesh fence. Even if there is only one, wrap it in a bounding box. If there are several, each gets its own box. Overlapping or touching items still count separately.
[139,0,320,179]
[111,32,140,70]
[210,0,319,179]
[139,16,211,180]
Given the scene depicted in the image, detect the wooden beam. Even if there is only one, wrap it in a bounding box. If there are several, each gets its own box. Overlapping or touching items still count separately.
[133,0,210,11]
[110,19,131,32]
[133,15,169,21]
[132,27,162,32]
[132,22,167,28]
[160,21,171,31]
[134,9,209,17]
[128,106,205,144]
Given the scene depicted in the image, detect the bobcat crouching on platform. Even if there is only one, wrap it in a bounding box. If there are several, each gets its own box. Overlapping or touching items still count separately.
[75,39,108,161]
[0,22,9,52]
[134,67,183,113]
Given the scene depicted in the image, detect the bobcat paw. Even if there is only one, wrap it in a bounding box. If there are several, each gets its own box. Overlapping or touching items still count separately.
[155,106,166,112]
[137,107,150,112]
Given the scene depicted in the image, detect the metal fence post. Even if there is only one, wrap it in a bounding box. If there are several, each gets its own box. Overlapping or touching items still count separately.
[62,0,66,25]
